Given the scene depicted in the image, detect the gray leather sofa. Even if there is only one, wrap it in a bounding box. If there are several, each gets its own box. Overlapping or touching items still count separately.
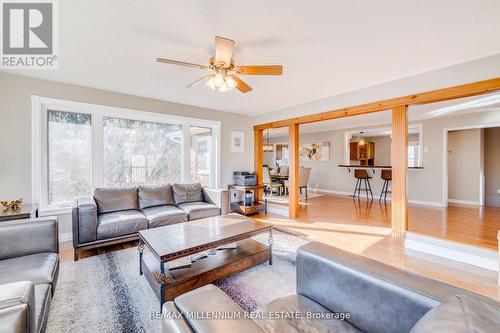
[0,218,59,333]
[72,183,230,260]
[162,241,500,333]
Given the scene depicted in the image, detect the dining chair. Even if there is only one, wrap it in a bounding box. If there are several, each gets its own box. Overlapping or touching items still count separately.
[263,167,283,197]
[284,167,312,199]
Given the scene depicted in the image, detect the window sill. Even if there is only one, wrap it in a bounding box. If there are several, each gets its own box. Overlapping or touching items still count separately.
[39,206,72,217]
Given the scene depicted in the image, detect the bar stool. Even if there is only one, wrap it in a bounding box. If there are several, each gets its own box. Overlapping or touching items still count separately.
[353,169,373,200]
[379,169,392,202]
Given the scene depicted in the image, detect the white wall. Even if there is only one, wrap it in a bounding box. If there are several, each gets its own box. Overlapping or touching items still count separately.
[0,73,253,235]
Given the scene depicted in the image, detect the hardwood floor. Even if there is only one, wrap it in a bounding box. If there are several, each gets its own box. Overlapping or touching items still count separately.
[59,194,500,301]
[252,193,500,300]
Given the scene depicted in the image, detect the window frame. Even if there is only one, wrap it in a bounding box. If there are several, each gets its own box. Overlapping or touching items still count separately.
[32,96,221,215]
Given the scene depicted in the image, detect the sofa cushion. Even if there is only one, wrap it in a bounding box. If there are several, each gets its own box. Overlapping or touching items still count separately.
[176,202,220,220]
[254,294,361,333]
[96,210,148,239]
[138,184,174,209]
[141,205,188,228]
[94,186,138,214]
[174,284,265,333]
[410,294,500,333]
[172,183,204,204]
[0,253,58,285]
[34,284,51,333]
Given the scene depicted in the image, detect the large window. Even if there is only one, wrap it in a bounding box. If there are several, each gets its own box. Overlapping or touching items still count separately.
[47,111,92,205]
[33,97,220,212]
[103,117,182,186]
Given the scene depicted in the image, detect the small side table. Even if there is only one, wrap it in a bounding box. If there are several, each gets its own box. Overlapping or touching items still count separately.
[228,184,267,215]
[0,204,38,222]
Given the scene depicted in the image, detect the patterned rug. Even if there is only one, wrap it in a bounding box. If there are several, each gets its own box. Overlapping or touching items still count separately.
[46,231,309,333]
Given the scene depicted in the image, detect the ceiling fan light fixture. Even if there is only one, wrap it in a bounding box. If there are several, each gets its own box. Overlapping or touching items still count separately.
[225,76,237,90]
[213,73,225,87]
[206,75,216,90]
[218,82,229,92]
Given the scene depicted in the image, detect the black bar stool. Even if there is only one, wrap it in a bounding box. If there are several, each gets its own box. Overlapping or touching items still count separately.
[379,169,392,202]
[353,169,373,200]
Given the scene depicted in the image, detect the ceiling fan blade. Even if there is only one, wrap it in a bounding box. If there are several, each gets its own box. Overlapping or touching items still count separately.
[235,65,283,75]
[156,58,209,69]
[214,36,235,66]
[186,75,210,88]
[231,75,253,93]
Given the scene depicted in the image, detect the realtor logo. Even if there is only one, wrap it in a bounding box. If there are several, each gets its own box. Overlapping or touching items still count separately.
[1,0,57,68]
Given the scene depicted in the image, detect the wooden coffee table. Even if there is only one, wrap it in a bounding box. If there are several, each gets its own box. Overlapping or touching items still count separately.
[138,213,273,310]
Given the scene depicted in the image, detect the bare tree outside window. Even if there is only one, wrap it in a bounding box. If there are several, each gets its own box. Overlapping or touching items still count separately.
[48,111,92,205]
[103,117,182,186]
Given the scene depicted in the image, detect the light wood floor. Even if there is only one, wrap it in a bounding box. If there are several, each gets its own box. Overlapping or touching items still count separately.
[272,194,500,249]
[252,193,500,301]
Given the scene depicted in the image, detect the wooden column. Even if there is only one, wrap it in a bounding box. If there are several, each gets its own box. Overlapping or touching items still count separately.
[288,124,299,218]
[391,105,408,240]
[497,231,500,286]
[254,128,263,200]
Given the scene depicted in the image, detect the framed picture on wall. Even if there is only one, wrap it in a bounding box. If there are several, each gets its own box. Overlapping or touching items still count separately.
[230,131,245,153]
[300,142,330,161]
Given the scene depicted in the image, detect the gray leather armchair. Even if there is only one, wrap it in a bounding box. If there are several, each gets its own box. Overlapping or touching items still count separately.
[162,241,500,333]
[0,218,59,333]
[73,184,230,261]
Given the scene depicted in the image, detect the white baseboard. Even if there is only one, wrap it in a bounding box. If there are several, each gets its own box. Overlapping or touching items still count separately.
[448,199,481,206]
[59,232,72,243]
[405,232,498,271]
[309,187,444,207]
[266,203,288,216]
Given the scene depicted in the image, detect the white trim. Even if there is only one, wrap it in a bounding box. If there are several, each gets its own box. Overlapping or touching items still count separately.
[266,203,288,216]
[447,199,481,206]
[58,232,73,243]
[32,95,222,211]
[442,121,500,208]
[308,187,444,207]
[405,232,498,271]
[31,95,41,205]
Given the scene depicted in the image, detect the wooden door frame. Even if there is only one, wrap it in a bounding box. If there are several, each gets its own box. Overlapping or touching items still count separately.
[253,77,500,236]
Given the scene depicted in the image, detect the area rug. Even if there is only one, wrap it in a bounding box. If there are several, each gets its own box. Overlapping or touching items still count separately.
[46,231,309,333]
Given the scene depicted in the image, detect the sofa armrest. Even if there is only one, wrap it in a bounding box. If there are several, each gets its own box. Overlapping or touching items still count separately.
[202,188,230,215]
[0,281,36,333]
[72,196,97,247]
[0,217,58,261]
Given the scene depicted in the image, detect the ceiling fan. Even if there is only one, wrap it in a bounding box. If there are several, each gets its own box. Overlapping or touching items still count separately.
[156,36,283,93]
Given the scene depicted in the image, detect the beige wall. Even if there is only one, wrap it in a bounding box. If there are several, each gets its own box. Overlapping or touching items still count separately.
[447,129,482,203]
[484,127,500,207]
[0,73,253,235]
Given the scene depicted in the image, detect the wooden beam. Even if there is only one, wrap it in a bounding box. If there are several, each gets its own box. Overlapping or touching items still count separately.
[254,77,500,130]
[288,124,299,218]
[391,105,408,239]
[254,128,263,200]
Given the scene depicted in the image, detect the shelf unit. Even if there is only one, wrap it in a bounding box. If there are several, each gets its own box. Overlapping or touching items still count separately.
[228,184,267,215]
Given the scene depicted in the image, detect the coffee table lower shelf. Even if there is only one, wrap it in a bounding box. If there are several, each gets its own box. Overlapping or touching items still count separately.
[141,239,270,303]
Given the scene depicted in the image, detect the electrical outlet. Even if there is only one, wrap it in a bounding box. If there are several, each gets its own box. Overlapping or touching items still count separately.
[497,189,500,194]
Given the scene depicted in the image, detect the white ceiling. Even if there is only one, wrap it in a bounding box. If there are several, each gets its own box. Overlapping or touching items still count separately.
[3,1,500,116]
[268,92,500,137]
